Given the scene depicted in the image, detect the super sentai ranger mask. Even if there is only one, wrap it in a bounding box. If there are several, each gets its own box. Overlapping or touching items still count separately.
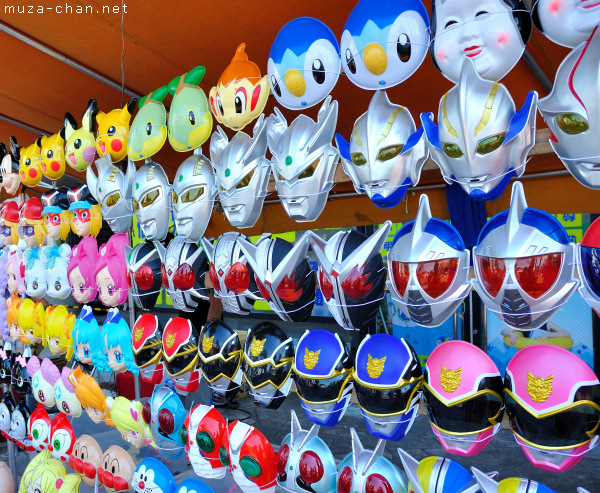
[577,217,600,313]
[210,115,271,229]
[267,96,339,222]
[387,194,471,327]
[471,467,558,493]
[293,329,353,427]
[504,345,600,472]
[472,181,578,330]
[336,90,428,209]
[423,340,504,457]
[276,410,337,493]
[162,317,200,393]
[354,334,423,442]
[132,313,164,385]
[538,27,600,189]
[422,59,538,201]
[125,240,163,311]
[131,160,171,241]
[310,221,391,332]
[532,0,600,48]
[143,385,187,460]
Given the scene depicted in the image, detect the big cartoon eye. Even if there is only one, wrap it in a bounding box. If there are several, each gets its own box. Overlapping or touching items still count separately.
[234,89,246,114]
[299,450,324,484]
[74,139,82,150]
[181,186,204,203]
[62,401,71,414]
[52,430,71,452]
[298,159,319,180]
[47,150,53,159]
[345,48,356,74]
[236,169,254,189]
[476,133,505,155]
[25,158,31,166]
[196,431,215,453]
[172,190,178,204]
[79,282,85,293]
[140,189,160,207]
[146,122,153,136]
[108,126,116,136]
[105,192,121,207]
[351,153,367,166]
[270,75,282,98]
[114,351,123,363]
[158,408,174,434]
[312,59,325,84]
[216,94,225,116]
[240,456,262,478]
[107,284,115,296]
[32,281,38,290]
[556,113,589,135]
[31,420,49,442]
[377,145,403,162]
[442,143,463,158]
[83,347,91,359]
[397,34,411,62]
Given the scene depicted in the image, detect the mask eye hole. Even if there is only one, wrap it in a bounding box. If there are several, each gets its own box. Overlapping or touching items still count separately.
[351,153,367,166]
[476,133,506,155]
[345,48,356,75]
[556,113,589,135]
[298,159,319,180]
[181,186,204,203]
[140,189,160,208]
[442,143,463,158]
[105,192,121,207]
[195,431,215,453]
[239,456,262,478]
[396,34,411,63]
[377,145,403,162]
[236,169,255,189]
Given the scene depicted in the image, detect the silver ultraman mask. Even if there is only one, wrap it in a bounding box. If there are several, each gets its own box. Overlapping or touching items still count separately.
[172,151,217,242]
[86,156,134,234]
[336,90,428,209]
[210,115,271,228]
[472,181,579,330]
[131,160,171,241]
[387,194,471,327]
[422,59,538,201]
[538,27,600,189]
[267,96,339,222]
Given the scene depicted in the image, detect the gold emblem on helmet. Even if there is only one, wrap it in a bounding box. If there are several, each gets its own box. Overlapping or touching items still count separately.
[367,354,386,379]
[250,338,266,358]
[134,326,144,342]
[527,372,553,403]
[202,335,214,354]
[165,332,176,349]
[440,366,462,393]
[304,348,321,370]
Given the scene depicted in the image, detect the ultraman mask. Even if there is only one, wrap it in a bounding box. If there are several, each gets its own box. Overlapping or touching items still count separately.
[538,28,600,189]
[210,116,270,229]
[422,59,538,200]
[184,404,228,479]
[267,97,339,222]
[472,181,578,330]
[387,194,471,327]
[276,410,337,493]
[125,240,163,311]
[131,161,171,241]
[310,221,391,332]
[532,0,600,48]
[28,403,51,452]
[171,152,217,242]
[337,90,428,208]
[202,232,261,315]
[132,313,164,384]
[87,155,134,234]
[336,431,406,493]
[162,317,200,393]
[238,233,316,323]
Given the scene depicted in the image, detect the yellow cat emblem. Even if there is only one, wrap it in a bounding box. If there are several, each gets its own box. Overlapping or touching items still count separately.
[440,366,462,393]
[250,338,266,358]
[367,354,386,379]
[527,372,553,403]
[202,335,214,354]
[304,348,321,370]
[134,326,144,343]
[165,333,176,349]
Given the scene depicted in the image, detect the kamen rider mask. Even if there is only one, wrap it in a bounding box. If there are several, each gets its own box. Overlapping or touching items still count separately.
[131,160,171,241]
[132,313,164,384]
[202,232,261,315]
[471,467,557,493]
[309,221,391,332]
[538,27,600,189]
[422,59,538,201]
[577,217,600,313]
[87,155,134,234]
[276,410,337,493]
[243,322,294,410]
[266,97,339,222]
[210,116,271,229]
[532,0,600,48]
[504,345,600,472]
[171,151,217,242]
[472,181,578,330]
[337,430,407,493]
[354,334,423,442]
[237,233,316,323]
[125,241,163,311]
[198,318,243,400]
[28,403,51,452]
[162,317,200,393]
[387,194,471,327]
[293,329,353,427]
[155,237,208,312]
[184,404,228,480]
[336,90,428,209]
[226,420,277,493]
[423,340,504,456]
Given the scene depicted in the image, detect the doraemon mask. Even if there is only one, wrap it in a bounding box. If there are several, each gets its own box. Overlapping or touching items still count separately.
[577,217,600,313]
[472,182,578,330]
[471,467,558,493]
[538,28,600,189]
[293,329,353,427]
[64,99,98,172]
[144,385,188,460]
[532,0,600,48]
[388,194,471,327]
[276,410,337,493]
[128,87,169,161]
[131,458,176,493]
[132,161,171,241]
[210,116,270,229]
[125,240,163,311]
[341,0,430,90]
[162,317,200,393]
[171,152,217,242]
[267,97,339,222]
[422,59,538,201]
[310,221,391,332]
[238,233,316,322]
[268,17,340,109]
[337,90,428,208]
[132,313,164,384]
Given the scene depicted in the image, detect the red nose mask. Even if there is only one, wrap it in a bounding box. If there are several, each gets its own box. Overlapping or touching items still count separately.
[68,455,83,473]
[83,461,97,479]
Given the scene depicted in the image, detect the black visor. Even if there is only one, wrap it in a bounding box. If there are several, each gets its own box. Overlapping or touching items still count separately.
[165,351,198,377]
[294,373,352,404]
[200,353,241,382]
[243,360,292,389]
[355,380,421,416]
[133,344,162,368]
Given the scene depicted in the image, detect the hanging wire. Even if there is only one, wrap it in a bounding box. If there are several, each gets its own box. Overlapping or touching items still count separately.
[120,0,125,107]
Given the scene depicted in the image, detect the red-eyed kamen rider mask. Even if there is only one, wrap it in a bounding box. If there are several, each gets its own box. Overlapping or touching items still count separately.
[125,240,163,311]
[48,412,75,462]
[577,216,600,314]
[162,317,200,393]
[185,404,228,480]
[132,313,164,385]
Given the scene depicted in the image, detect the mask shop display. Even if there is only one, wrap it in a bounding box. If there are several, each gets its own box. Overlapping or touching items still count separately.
[64,99,99,172]
[125,240,163,311]
[162,317,200,393]
[2,137,21,196]
[144,385,188,460]
[132,313,165,385]
[128,86,169,161]
[531,0,600,48]
[96,98,137,163]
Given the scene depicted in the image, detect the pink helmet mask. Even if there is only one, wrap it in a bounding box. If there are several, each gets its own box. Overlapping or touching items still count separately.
[505,345,600,472]
[423,341,504,456]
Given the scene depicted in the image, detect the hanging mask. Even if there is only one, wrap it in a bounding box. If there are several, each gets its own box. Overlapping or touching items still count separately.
[2,137,21,196]
[48,412,76,462]
[293,329,353,427]
[12,353,31,395]
[175,479,215,493]
[44,244,72,300]
[131,161,172,241]
[210,116,270,229]
[19,197,45,248]
[0,391,15,434]
[310,221,391,332]
[28,403,51,452]
[198,318,243,400]
[72,305,106,371]
[132,313,164,385]
[243,322,294,410]
[19,136,43,187]
[68,237,99,304]
[238,233,315,322]
[267,97,339,222]
[9,399,31,447]
[54,367,82,417]
[67,184,102,240]
[387,194,471,327]
[96,98,137,163]
[41,187,72,241]
[23,247,47,298]
[28,357,58,407]
[532,0,600,48]
[171,153,217,242]
[162,317,200,393]
[337,91,428,208]
[422,60,538,201]
[577,217,600,313]
[69,434,103,487]
[95,234,130,307]
[98,445,136,493]
[39,127,67,181]
[0,347,12,386]
[128,86,169,161]
[101,308,138,375]
[131,458,176,493]
[276,410,337,493]
[64,99,99,172]
[125,240,163,311]
[472,182,578,330]
[471,467,558,493]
